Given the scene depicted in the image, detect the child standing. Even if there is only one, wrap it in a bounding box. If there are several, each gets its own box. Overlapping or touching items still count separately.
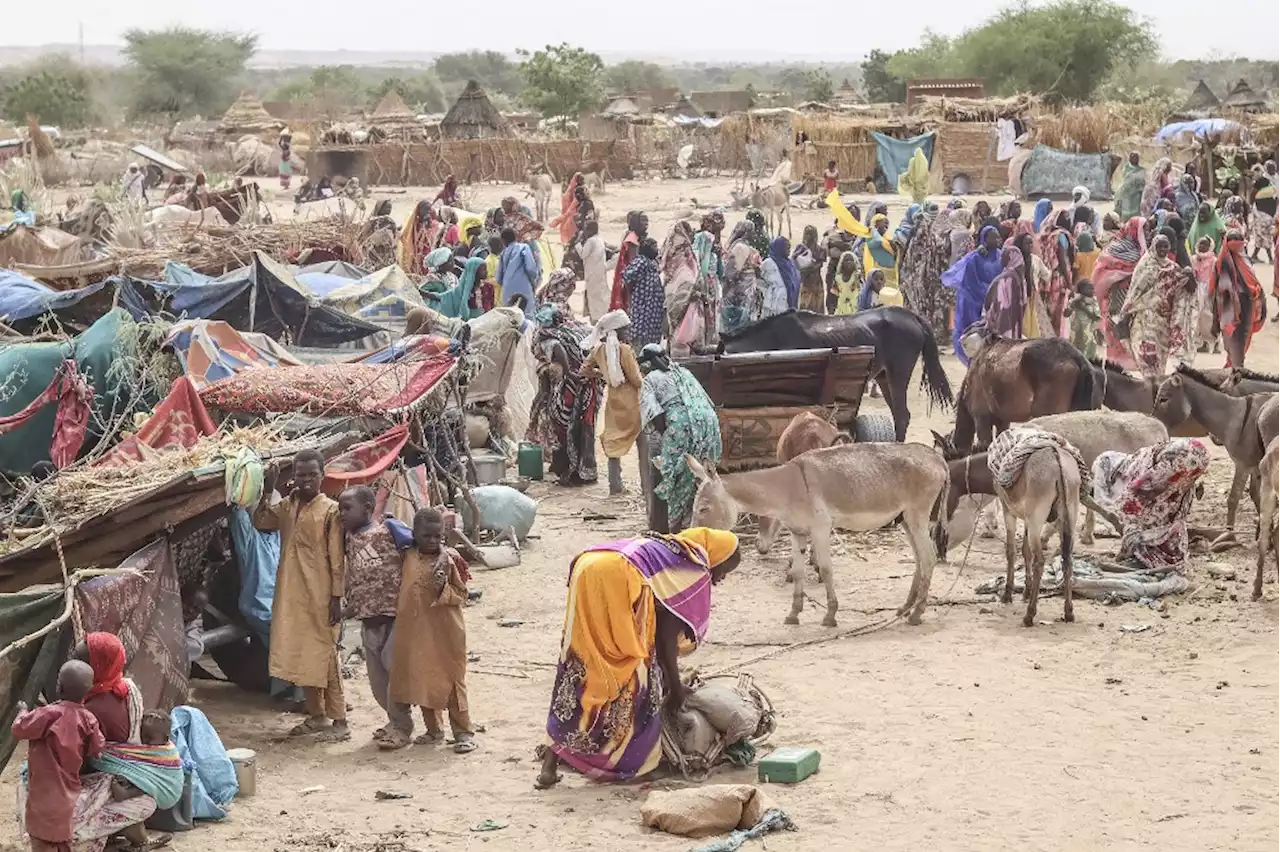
[12,660,104,852]
[1190,235,1219,353]
[390,508,476,753]
[338,485,414,750]
[1063,279,1103,359]
[581,311,643,496]
[1073,228,1100,284]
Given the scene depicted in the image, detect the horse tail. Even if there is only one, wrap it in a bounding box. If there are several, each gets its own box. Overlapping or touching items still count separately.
[916,314,955,411]
[1070,354,1097,411]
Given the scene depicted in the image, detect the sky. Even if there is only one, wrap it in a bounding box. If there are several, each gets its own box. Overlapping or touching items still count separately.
[2,0,1278,62]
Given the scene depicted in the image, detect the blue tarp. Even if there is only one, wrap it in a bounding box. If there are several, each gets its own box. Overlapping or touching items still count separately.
[869,131,936,193]
[1020,145,1113,200]
[0,269,106,322]
[1154,118,1245,143]
[228,508,276,640]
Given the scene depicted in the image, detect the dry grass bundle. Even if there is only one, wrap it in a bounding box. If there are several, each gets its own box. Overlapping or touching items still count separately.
[107,217,374,278]
[1034,107,1127,154]
[915,94,1036,123]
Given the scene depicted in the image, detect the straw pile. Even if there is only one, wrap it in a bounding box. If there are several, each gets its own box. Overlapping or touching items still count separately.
[915,94,1036,123]
[107,218,374,278]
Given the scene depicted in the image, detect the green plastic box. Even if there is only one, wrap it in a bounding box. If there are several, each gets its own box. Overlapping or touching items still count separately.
[757,747,821,784]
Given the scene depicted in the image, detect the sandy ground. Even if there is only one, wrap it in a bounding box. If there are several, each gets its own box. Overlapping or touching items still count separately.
[2,178,1278,851]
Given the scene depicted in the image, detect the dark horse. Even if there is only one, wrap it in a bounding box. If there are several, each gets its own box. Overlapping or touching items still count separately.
[718,307,953,441]
[945,336,1097,455]
[187,183,263,225]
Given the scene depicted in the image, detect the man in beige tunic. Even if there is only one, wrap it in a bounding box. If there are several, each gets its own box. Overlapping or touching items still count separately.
[254,448,349,742]
[581,310,643,495]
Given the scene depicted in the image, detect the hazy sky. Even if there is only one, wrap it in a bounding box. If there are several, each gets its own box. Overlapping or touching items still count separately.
[3,0,1278,62]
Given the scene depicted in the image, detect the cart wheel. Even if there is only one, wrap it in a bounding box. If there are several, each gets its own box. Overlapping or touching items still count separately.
[852,414,897,443]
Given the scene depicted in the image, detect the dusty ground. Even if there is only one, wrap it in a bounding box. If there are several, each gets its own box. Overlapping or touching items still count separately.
[2,178,1278,851]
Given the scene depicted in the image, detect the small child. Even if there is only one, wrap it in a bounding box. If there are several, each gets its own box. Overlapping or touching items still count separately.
[390,508,476,754]
[1073,228,1100,283]
[1190,235,1219,353]
[486,235,504,307]
[1064,279,1103,359]
[338,485,414,750]
[12,659,104,852]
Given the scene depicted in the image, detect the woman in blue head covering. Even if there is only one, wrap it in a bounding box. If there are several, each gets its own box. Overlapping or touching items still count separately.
[942,225,1005,365]
[431,256,486,320]
[894,204,922,249]
[766,236,801,310]
[1032,198,1053,232]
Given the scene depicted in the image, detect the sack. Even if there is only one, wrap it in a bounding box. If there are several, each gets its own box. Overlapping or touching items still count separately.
[675,707,718,757]
[640,785,776,838]
[959,325,988,360]
[684,683,762,744]
[674,304,705,349]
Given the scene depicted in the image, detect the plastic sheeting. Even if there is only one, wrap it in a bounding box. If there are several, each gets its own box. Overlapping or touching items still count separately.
[1154,118,1245,143]
[0,269,106,323]
[869,131,936,193]
[1020,145,1113,200]
[228,507,277,640]
[0,589,66,772]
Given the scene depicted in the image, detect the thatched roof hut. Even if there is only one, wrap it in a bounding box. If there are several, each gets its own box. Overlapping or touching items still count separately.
[440,80,511,140]
[1222,79,1268,113]
[1184,80,1221,112]
[218,91,284,135]
[369,90,426,139]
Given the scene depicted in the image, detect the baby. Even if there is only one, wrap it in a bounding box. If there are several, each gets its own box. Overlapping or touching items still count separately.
[12,660,104,852]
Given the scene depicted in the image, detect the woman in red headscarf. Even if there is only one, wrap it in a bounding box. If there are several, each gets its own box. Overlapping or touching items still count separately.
[1211,229,1267,367]
[75,632,137,742]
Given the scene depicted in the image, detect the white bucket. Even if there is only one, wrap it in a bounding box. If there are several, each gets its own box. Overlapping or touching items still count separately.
[226,747,256,798]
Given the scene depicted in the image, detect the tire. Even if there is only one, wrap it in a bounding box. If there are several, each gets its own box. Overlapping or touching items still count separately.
[852,413,897,443]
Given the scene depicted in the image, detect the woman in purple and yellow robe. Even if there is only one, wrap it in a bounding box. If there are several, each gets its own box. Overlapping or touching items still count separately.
[535,528,740,788]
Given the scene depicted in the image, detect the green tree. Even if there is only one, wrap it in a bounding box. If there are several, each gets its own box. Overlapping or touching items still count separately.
[369,74,447,114]
[804,69,835,103]
[434,51,523,96]
[604,61,673,94]
[886,31,959,81]
[1,59,95,127]
[123,27,256,116]
[518,43,605,124]
[861,49,907,103]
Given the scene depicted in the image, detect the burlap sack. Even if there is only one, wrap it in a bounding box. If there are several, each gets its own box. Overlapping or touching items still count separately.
[684,683,762,744]
[640,785,775,838]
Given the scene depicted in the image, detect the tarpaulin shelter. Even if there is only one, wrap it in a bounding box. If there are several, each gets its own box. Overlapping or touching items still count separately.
[321,423,411,495]
[0,269,108,325]
[0,588,66,771]
[1154,118,1245,143]
[114,251,385,346]
[869,131,935,192]
[1019,145,1113,200]
[95,377,217,467]
[0,309,138,473]
[166,319,304,389]
[199,355,456,419]
[0,225,82,269]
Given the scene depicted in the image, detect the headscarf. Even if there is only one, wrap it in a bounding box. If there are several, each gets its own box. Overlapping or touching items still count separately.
[1070,186,1090,209]
[581,309,632,387]
[540,267,577,307]
[1032,199,1053,231]
[85,632,129,700]
[458,215,483,241]
[768,236,801,309]
[1115,156,1147,220]
[1173,175,1200,222]
[1004,218,1035,247]
[1141,158,1173,217]
[865,214,896,268]
[425,246,453,271]
[1187,205,1227,255]
[1211,233,1265,341]
[899,148,930,203]
[672,527,739,568]
[894,204,922,246]
[436,256,485,319]
[1075,228,1096,253]
[942,226,1005,364]
[985,245,1028,339]
[745,209,770,255]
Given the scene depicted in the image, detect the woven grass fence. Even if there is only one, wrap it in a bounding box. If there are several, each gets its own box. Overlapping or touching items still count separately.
[346,139,639,185]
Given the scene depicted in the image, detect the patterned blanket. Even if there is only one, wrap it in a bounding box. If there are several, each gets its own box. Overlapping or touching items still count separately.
[987,427,1089,492]
[89,743,184,809]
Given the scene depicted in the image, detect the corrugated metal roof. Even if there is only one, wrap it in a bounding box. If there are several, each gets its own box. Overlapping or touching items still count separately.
[130,144,187,172]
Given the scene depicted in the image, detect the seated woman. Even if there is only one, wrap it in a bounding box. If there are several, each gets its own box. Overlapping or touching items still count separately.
[1092,439,1210,573]
[536,527,741,789]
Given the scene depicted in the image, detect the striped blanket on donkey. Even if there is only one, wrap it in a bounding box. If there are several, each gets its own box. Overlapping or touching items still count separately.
[90,743,185,809]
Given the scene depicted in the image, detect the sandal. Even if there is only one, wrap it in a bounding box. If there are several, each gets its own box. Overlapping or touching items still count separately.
[377,728,411,750]
[453,738,477,754]
[288,717,329,737]
[316,724,352,744]
[413,731,444,745]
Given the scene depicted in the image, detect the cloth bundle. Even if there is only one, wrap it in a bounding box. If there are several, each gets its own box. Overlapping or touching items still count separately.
[987,427,1089,492]
[90,743,185,809]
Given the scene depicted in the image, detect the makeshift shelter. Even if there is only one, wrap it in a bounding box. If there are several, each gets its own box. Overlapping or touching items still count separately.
[667,95,703,119]
[1019,145,1112,200]
[601,96,644,118]
[1222,79,1268,113]
[917,94,1034,194]
[689,91,754,118]
[369,89,426,139]
[218,92,284,136]
[440,80,511,141]
[1184,80,1221,113]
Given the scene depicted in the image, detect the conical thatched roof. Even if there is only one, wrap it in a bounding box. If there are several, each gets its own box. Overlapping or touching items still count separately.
[219,91,284,135]
[1184,79,1220,111]
[441,80,511,140]
[1223,78,1267,111]
[369,89,425,138]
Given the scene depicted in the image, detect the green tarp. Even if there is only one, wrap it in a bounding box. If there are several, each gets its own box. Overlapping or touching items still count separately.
[0,309,139,474]
[0,589,67,772]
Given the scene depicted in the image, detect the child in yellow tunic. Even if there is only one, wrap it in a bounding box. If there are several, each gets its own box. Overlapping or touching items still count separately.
[1073,228,1100,284]
[390,508,476,753]
[580,310,643,495]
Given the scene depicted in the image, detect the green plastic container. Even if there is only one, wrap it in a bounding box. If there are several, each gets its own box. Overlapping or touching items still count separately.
[517,442,544,481]
[757,747,821,784]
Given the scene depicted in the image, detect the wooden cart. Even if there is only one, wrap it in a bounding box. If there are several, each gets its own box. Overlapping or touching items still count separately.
[677,345,893,472]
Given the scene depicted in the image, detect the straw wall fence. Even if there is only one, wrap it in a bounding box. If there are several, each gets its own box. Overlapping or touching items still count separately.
[318,139,639,186]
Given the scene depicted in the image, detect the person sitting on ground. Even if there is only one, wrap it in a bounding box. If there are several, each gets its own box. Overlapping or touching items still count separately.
[315,176,335,200]
[253,449,349,743]
[13,660,103,852]
[434,174,459,207]
[390,508,476,754]
[1063,279,1102,359]
[338,486,414,750]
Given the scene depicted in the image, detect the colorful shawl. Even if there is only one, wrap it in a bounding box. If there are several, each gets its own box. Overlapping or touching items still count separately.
[942,226,1004,364]
[587,535,713,643]
[1114,161,1146,220]
[1211,235,1265,357]
[1122,248,1195,378]
[1140,158,1173,217]
[768,236,801,309]
[89,743,185,809]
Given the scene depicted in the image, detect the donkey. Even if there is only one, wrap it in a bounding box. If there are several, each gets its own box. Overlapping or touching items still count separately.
[686,443,949,626]
[750,182,792,238]
[1256,437,1279,601]
[527,171,554,221]
[777,411,850,463]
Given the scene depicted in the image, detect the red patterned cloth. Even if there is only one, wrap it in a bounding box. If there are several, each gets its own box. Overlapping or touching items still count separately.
[95,377,217,468]
[0,360,93,468]
[322,423,410,496]
[199,355,455,418]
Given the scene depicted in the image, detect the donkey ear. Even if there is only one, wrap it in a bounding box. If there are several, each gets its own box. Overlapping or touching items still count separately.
[685,454,712,483]
[930,429,947,448]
